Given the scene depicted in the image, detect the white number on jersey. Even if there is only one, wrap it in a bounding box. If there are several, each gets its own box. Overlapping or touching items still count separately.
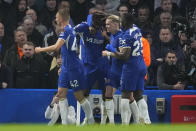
[71,37,77,51]
[132,38,143,56]
[70,80,79,88]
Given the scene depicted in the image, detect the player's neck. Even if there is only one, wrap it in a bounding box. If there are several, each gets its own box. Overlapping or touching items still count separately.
[61,21,69,28]
[112,29,119,35]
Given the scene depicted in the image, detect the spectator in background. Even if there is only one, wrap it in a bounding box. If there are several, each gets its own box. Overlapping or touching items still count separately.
[47,52,62,89]
[105,0,120,13]
[0,22,14,59]
[122,0,145,17]
[149,27,184,85]
[143,30,153,46]
[3,28,27,71]
[0,56,12,89]
[58,0,70,9]
[157,50,186,90]
[183,40,196,90]
[117,3,129,18]
[153,11,173,42]
[178,31,189,49]
[14,0,28,26]
[43,20,63,47]
[38,0,58,31]
[154,0,181,17]
[179,0,196,38]
[22,16,43,47]
[42,21,62,72]
[27,0,39,12]
[26,8,47,35]
[43,19,63,70]
[13,41,48,89]
[94,0,107,12]
[159,11,173,28]
[136,5,153,35]
[71,0,94,25]
[0,0,17,37]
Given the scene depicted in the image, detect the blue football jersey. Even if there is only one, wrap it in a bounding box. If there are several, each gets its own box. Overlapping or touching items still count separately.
[74,22,105,66]
[58,25,81,70]
[119,25,145,71]
[110,30,124,76]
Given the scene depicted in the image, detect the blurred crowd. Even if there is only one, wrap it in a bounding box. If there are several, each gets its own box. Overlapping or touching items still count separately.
[0,0,196,90]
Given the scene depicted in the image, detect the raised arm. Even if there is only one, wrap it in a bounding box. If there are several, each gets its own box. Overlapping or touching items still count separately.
[35,38,64,53]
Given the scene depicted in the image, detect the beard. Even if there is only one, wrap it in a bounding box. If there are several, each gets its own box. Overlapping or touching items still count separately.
[166,62,177,71]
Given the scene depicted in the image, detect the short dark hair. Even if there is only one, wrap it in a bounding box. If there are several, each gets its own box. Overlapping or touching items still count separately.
[95,0,107,5]
[14,28,26,38]
[159,26,172,33]
[165,50,176,58]
[117,3,129,11]
[23,41,35,48]
[90,11,107,34]
[121,13,136,30]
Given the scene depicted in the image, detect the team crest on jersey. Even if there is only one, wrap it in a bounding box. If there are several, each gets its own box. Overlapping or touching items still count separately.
[119,38,126,45]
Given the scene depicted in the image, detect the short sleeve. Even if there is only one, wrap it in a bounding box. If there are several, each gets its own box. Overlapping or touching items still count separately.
[58,26,71,41]
[74,22,88,34]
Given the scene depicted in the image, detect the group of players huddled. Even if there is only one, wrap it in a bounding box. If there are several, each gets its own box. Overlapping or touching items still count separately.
[38,6,151,125]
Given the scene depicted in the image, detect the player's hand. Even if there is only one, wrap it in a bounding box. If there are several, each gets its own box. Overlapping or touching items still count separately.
[178,84,185,90]
[2,82,8,88]
[102,50,109,57]
[101,29,107,36]
[173,82,185,90]
[35,47,42,54]
[51,96,59,106]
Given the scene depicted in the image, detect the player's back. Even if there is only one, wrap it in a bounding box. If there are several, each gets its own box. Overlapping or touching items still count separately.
[59,25,81,71]
[120,25,146,71]
[75,22,105,65]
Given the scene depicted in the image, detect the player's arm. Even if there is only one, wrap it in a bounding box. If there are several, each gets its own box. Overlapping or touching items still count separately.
[45,106,53,119]
[114,47,131,61]
[102,47,131,61]
[35,38,64,53]
[45,96,59,119]
[74,22,87,34]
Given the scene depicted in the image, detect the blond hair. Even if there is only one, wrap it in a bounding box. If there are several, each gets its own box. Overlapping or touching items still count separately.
[57,7,70,21]
[107,15,120,23]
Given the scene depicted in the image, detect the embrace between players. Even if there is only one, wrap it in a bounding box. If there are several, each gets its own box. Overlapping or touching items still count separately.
[35,7,151,125]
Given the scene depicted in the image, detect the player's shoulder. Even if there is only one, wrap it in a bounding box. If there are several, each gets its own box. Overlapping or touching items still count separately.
[59,25,75,37]
[75,22,88,28]
[65,24,73,31]
[115,30,123,38]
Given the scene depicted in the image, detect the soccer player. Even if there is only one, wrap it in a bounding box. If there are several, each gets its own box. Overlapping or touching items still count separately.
[103,13,147,124]
[74,11,111,124]
[35,7,94,125]
[133,37,151,124]
[102,15,123,124]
